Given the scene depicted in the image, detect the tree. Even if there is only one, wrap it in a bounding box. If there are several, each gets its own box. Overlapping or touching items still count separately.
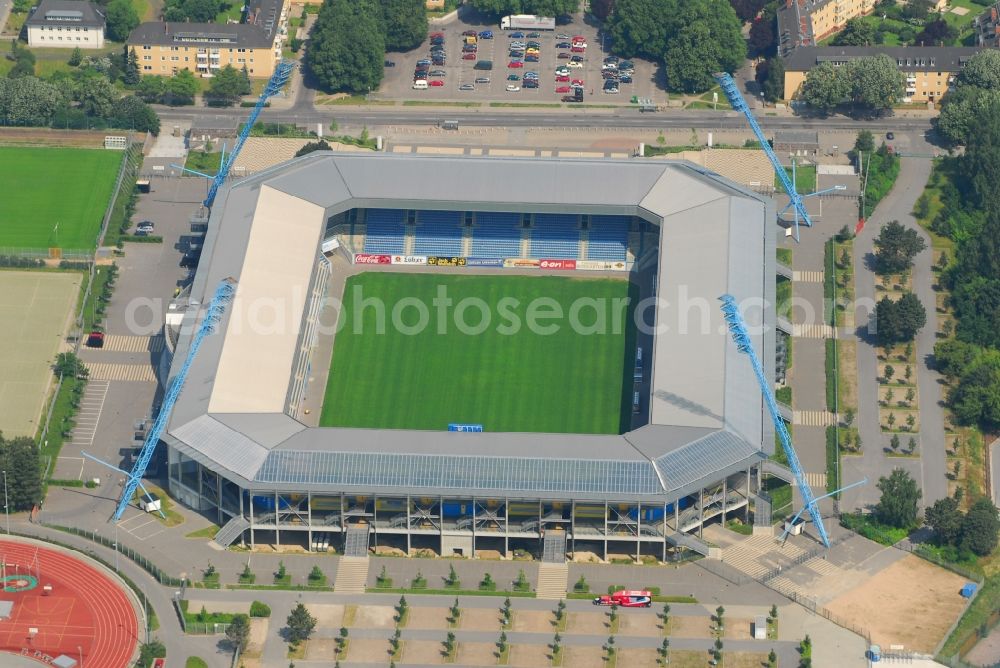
[797,62,850,113]
[926,496,963,546]
[226,613,251,650]
[0,434,42,511]
[874,221,927,275]
[135,75,167,103]
[890,433,900,451]
[380,0,427,52]
[306,0,385,94]
[467,0,578,14]
[207,65,251,106]
[607,0,680,61]
[105,0,140,42]
[756,57,785,102]
[958,49,1000,90]
[905,387,916,405]
[849,54,906,113]
[854,129,875,154]
[874,468,921,529]
[0,76,65,126]
[124,48,140,86]
[68,47,83,67]
[295,140,332,157]
[10,47,37,78]
[286,602,317,644]
[748,4,777,57]
[833,18,876,46]
[662,0,744,93]
[961,497,1000,556]
[875,292,927,345]
[936,87,1000,146]
[76,76,118,118]
[915,18,957,46]
[591,0,615,20]
[947,351,1000,430]
[729,0,767,22]
[884,364,895,383]
[901,0,932,20]
[109,95,160,133]
[165,69,198,105]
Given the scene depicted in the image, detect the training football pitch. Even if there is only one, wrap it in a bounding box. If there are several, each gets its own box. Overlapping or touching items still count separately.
[0,147,122,251]
[321,273,636,434]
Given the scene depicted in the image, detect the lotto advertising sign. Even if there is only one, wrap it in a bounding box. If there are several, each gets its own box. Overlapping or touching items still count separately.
[354,253,391,265]
[539,259,577,270]
[576,260,628,272]
[503,258,541,269]
[428,256,467,267]
[448,423,484,432]
[391,255,428,265]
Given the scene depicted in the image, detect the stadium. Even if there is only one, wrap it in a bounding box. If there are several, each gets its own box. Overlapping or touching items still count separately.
[162,152,777,561]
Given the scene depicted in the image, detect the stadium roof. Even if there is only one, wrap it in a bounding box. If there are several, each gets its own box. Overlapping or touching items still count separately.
[165,153,776,503]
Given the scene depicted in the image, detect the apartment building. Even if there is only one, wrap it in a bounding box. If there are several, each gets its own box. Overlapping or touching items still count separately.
[26,0,105,49]
[782,46,983,103]
[127,0,288,78]
[777,0,876,55]
[975,2,1000,48]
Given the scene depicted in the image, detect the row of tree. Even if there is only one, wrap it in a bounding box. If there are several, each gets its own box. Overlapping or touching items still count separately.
[797,54,905,115]
[468,0,580,15]
[936,50,1000,146]
[0,433,42,513]
[605,0,745,92]
[305,0,428,94]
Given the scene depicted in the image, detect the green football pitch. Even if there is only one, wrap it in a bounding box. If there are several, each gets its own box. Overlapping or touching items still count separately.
[320,273,637,435]
[0,147,123,251]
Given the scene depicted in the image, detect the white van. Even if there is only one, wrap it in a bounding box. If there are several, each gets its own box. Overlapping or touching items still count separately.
[412,80,428,90]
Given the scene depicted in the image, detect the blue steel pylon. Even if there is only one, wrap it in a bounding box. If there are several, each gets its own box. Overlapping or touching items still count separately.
[714,73,845,241]
[203,60,296,208]
[718,294,831,547]
[84,279,237,521]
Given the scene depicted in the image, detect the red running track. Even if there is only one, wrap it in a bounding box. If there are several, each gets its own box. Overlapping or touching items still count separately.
[0,539,137,667]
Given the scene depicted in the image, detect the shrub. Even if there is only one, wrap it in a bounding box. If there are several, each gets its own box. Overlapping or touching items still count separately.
[250,600,271,617]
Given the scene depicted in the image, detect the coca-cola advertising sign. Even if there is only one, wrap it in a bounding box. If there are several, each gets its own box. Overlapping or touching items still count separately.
[354,253,391,265]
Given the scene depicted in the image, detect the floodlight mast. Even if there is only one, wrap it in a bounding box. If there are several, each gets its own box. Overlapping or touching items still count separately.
[718,294,831,547]
[714,73,845,241]
[84,279,237,521]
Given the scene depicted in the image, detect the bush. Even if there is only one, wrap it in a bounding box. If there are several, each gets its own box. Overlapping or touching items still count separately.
[250,600,271,617]
[138,639,166,667]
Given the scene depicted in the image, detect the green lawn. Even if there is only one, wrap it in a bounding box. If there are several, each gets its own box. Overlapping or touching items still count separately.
[321,273,636,434]
[0,147,122,251]
[775,164,817,193]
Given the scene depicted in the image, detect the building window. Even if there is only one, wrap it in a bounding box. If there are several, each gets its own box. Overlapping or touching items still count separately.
[143,45,151,49]
[143,65,151,70]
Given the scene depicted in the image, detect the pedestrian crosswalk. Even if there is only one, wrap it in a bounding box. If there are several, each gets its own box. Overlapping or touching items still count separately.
[804,472,828,488]
[793,410,837,427]
[99,335,165,353]
[84,362,157,383]
[793,270,824,283]
[792,323,836,339]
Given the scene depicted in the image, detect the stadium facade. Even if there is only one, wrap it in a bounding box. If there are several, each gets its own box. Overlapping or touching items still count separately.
[163,152,778,560]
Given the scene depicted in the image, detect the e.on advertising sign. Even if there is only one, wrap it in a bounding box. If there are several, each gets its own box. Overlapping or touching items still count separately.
[539,259,577,270]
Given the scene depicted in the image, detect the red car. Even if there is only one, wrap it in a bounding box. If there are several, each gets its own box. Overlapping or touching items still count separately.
[85,331,105,348]
[555,85,571,93]
[573,35,585,41]
[462,29,477,36]
[555,74,570,82]
[430,32,444,38]
[593,590,653,608]
[508,60,524,68]
[463,52,477,60]
[429,79,445,86]
[572,78,585,86]
[571,45,586,53]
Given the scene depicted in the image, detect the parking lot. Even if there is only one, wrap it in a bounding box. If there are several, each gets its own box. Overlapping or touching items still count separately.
[377,9,662,103]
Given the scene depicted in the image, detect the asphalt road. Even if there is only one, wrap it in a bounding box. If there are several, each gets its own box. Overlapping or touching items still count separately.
[158,103,935,133]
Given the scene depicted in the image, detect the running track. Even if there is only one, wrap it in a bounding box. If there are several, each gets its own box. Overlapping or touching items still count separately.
[0,539,137,667]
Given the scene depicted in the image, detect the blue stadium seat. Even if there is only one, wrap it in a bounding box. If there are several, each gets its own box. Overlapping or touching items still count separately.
[530,213,580,259]
[363,209,406,254]
[413,210,463,256]
[471,212,521,258]
[588,215,630,262]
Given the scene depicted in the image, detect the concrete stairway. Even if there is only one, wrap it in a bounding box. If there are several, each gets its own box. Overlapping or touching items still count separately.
[535,562,568,600]
[333,556,370,594]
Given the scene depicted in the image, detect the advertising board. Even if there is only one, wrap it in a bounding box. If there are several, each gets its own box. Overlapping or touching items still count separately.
[354,253,391,265]
[391,255,428,265]
[465,258,505,267]
[502,258,541,269]
[575,260,628,271]
[539,259,577,270]
[428,256,467,267]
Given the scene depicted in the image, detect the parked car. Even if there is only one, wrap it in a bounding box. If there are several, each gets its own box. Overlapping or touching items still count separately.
[571,45,586,53]
[180,250,201,268]
[525,55,539,62]
[479,30,494,39]
[510,41,526,48]
[507,73,521,81]
[557,52,571,59]
[523,71,539,79]
[570,55,584,62]
[603,81,619,93]
[474,60,493,70]
[556,32,570,39]
[602,70,618,79]
[463,44,477,52]
[555,85,571,93]
[509,50,525,58]
[384,60,396,67]
[527,32,540,38]
[508,60,524,68]
[555,66,570,75]
[604,56,619,64]
[475,76,491,83]
[527,41,541,48]
[506,84,521,91]
[429,69,446,76]
[85,331,105,348]
[523,79,539,88]
[136,220,154,233]
[571,78,585,86]
[462,29,477,36]
[417,58,431,66]
[463,52,477,59]
[509,31,525,38]
[619,74,633,84]
[432,58,446,66]
[886,131,895,140]
[459,83,475,90]
[568,60,583,68]
[555,74,570,82]
[429,79,445,87]
[556,42,571,48]
[430,32,444,38]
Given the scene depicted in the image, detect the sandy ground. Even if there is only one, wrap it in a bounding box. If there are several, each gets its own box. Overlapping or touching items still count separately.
[348,637,393,663]
[402,639,445,664]
[354,604,397,629]
[560,645,610,668]
[725,652,772,668]
[409,606,451,630]
[567,611,611,634]
[616,648,662,667]
[457,641,499,665]
[670,614,714,638]
[512,610,555,633]
[309,603,345,626]
[724,617,756,640]
[305,638,336,660]
[825,554,968,653]
[965,623,1000,667]
[509,643,553,667]
[617,612,662,636]
[461,607,504,632]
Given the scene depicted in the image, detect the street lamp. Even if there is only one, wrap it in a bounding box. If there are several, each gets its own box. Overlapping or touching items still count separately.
[113,520,119,573]
[2,470,9,534]
[78,645,83,668]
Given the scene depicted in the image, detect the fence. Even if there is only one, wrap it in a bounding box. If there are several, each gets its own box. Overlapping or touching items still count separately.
[44,523,188,588]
